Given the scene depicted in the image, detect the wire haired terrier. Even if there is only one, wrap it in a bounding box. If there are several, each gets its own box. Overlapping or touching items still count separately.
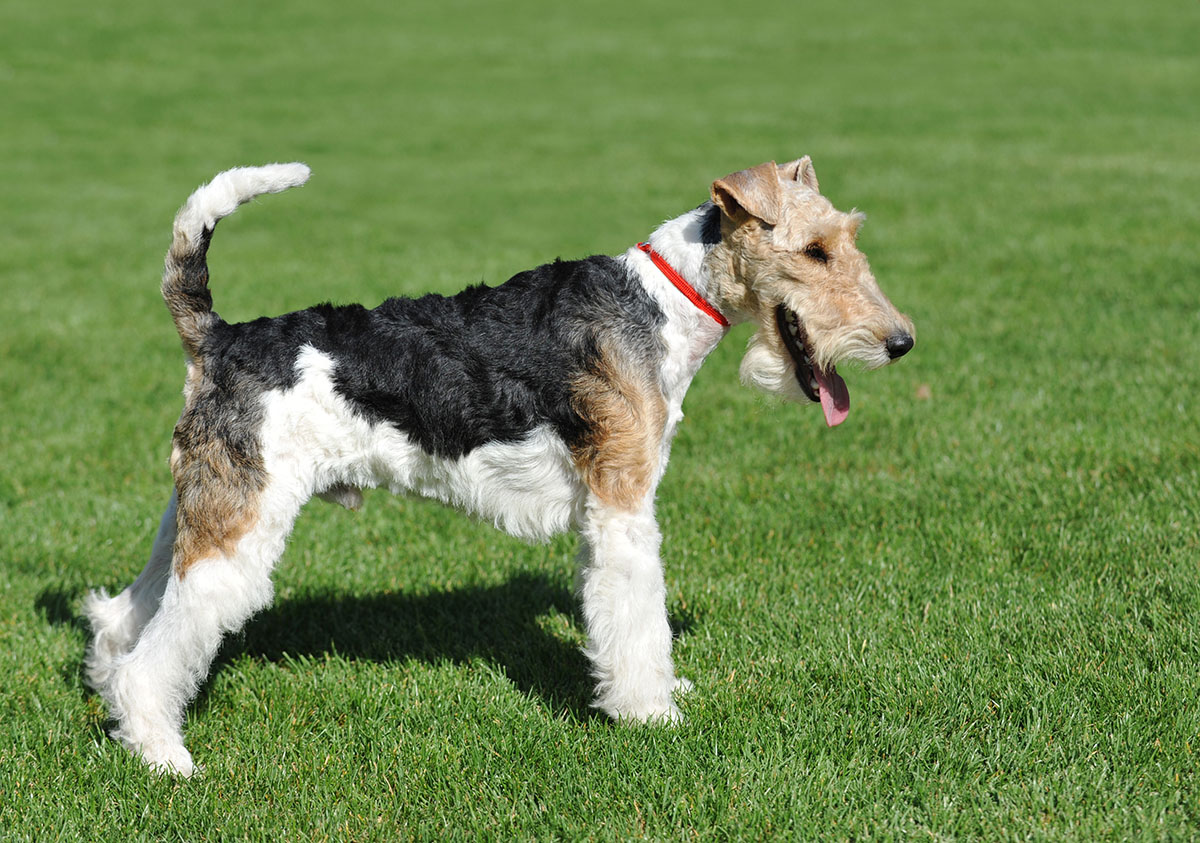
[84,157,914,774]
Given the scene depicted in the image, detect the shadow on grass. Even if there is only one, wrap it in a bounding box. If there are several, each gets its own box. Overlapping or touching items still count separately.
[223,571,598,719]
[36,586,88,632]
[38,571,696,722]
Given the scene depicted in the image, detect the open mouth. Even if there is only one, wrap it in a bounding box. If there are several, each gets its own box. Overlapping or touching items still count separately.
[775,305,851,427]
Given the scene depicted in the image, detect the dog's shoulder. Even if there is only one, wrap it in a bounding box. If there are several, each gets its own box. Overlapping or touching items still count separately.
[469,255,665,345]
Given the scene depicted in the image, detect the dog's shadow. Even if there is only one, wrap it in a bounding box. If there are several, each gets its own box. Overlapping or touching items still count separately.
[222,570,597,719]
[40,570,694,723]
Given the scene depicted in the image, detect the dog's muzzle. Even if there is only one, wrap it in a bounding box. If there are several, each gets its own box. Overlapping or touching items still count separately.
[775,305,851,427]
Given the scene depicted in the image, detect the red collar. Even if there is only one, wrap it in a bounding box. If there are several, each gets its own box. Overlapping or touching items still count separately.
[636,242,729,328]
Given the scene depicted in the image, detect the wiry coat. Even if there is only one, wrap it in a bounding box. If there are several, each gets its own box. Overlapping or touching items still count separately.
[85,159,914,775]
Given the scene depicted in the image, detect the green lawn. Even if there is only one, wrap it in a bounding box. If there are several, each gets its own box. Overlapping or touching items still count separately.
[2,0,1198,838]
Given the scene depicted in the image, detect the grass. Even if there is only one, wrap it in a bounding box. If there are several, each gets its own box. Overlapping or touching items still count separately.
[1,0,1198,837]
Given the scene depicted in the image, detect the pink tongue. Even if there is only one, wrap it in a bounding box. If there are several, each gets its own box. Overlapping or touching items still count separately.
[814,365,850,427]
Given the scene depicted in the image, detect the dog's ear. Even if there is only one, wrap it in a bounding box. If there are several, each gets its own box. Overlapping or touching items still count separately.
[711,162,782,226]
[778,156,819,192]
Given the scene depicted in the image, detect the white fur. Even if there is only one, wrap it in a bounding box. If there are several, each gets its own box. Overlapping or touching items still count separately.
[738,333,808,402]
[577,498,679,721]
[108,532,287,775]
[89,486,296,775]
[628,206,728,474]
[83,493,177,691]
[263,347,584,541]
[174,163,311,240]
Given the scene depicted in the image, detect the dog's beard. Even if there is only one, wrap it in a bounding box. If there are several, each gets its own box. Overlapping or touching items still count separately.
[739,324,851,427]
[739,330,808,403]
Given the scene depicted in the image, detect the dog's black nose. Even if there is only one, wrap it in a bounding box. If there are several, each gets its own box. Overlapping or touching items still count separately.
[886,333,914,359]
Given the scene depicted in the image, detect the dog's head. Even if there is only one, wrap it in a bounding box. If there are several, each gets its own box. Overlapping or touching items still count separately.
[704,157,914,426]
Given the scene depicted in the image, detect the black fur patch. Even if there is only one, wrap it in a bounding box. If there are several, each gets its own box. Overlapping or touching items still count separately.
[698,202,723,246]
[198,256,666,460]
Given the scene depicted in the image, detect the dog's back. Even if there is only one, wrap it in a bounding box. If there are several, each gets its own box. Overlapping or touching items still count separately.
[195,255,665,462]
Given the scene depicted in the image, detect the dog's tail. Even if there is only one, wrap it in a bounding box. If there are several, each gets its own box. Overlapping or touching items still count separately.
[162,163,311,359]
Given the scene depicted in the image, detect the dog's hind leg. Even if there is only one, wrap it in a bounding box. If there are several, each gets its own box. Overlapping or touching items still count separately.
[100,485,300,776]
[83,491,179,692]
[577,497,683,723]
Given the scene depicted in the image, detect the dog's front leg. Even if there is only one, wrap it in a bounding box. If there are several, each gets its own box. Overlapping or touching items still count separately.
[577,496,684,723]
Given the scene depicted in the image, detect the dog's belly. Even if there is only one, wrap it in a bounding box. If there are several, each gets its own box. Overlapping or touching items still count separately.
[382,426,582,540]
[259,347,582,541]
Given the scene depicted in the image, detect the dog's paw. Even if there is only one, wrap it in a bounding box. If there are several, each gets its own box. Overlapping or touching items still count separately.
[602,694,684,726]
[615,705,683,726]
[114,730,197,778]
[141,743,198,778]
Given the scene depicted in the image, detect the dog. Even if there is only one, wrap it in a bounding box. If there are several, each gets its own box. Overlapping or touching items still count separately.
[84,158,914,775]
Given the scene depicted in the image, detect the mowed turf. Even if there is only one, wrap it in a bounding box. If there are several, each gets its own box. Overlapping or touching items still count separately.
[1,0,1198,838]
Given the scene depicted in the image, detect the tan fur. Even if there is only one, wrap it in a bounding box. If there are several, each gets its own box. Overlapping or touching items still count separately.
[168,374,266,577]
[711,161,784,226]
[570,343,667,511]
[171,480,259,578]
[777,156,819,192]
[704,160,914,382]
[161,234,217,362]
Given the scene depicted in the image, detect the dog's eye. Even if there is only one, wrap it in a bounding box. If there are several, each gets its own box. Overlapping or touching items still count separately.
[802,242,829,264]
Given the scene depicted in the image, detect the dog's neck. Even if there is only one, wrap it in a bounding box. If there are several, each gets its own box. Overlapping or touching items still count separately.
[625,203,729,394]
[638,202,733,346]
[642,203,724,312]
